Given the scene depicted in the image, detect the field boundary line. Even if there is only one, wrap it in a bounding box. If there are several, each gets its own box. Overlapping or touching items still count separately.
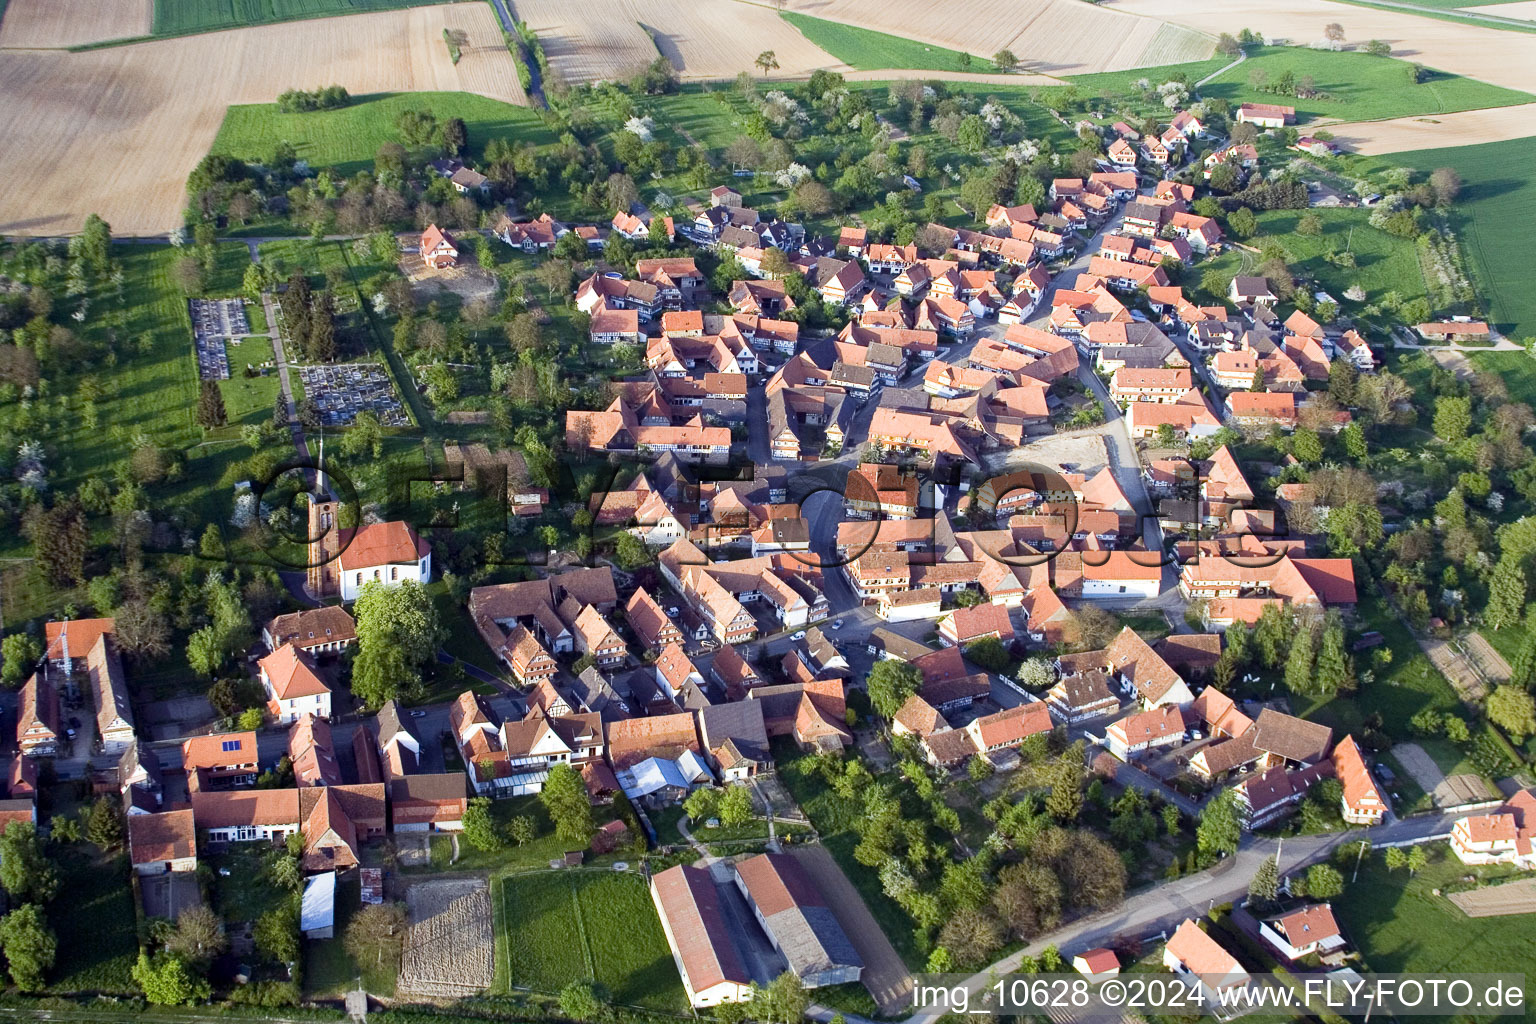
[569,874,596,979]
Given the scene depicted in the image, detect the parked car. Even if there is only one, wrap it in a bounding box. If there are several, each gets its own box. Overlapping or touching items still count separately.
[790,631,806,641]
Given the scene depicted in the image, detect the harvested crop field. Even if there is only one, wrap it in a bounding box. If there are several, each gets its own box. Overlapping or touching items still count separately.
[783,0,1212,74]
[1449,878,1536,917]
[509,0,845,81]
[0,3,521,236]
[1327,103,1536,155]
[508,0,659,82]
[399,879,494,998]
[1108,0,1536,93]
[0,0,151,47]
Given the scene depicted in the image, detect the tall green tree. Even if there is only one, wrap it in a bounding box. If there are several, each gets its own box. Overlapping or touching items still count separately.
[1314,621,1355,695]
[867,660,922,719]
[1284,624,1316,695]
[195,380,227,428]
[1248,854,1280,908]
[539,763,594,845]
[1433,395,1472,443]
[719,784,754,827]
[1487,685,1536,741]
[1486,556,1528,631]
[0,634,41,687]
[351,580,441,708]
[132,953,210,1005]
[461,797,503,852]
[0,903,55,991]
[1197,790,1241,862]
[0,824,57,904]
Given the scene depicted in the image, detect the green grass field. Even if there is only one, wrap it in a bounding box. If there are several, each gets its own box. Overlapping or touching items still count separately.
[151,0,451,36]
[1198,46,1533,124]
[211,92,558,176]
[1062,57,1233,97]
[780,13,995,72]
[1252,208,1428,307]
[495,871,686,1010]
[1336,846,1536,1024]
[219,335,283,430]
[1389,137,1536,339]
[48,851,138,994]
[0,241,250,517]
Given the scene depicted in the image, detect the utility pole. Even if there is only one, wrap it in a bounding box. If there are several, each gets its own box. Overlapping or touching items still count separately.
[1353,838,1368,882]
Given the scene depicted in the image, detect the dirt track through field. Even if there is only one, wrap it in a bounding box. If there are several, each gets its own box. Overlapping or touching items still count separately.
[0,3,522,236]
[784,0,1213,74]
[0,0,151,48]
[790,845,914,1015]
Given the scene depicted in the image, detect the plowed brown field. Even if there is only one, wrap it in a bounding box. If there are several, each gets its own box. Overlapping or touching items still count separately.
[0,3,522,236]
[510,0,846,82]
[0,0,151,48]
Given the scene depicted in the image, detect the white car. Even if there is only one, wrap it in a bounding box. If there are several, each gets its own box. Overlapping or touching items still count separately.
[790,631,806,641]
[829,620,843,630]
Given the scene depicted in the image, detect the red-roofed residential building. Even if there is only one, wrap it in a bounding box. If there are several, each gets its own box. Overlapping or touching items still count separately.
[1106,705,1185,758]
[260,643,331,723]
[1164,919,1250,999]
[1333,735,1389,825]
[965,702,1052,753]
[1260,904,1346,960]
[939,602,1016,646]
[420,224,458,269]
[45,617,115,674]
[1452,788,1536,869]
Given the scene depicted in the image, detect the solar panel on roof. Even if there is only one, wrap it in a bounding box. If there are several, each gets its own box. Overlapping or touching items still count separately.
[221,739,241,752]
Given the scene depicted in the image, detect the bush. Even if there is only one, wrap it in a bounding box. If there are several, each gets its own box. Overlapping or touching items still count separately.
[276,85,350,113]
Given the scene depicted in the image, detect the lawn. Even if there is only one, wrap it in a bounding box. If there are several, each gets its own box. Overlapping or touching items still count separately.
[209,846,292,924]
[1198,45,1534,124]
[1060,57,1234,97]
[495,871,686,1011]
[1389,137,1536,338]
[420,795,568,875]
[1251,207,1428,308]
[151,0,452,37]
[780,13,995,72]
[219,335,284,430]
[211,92,558,176]
[48,851,138,994]
[1336,846,1536,1024]
[1294,593,1460,741]
[305,878,396,997]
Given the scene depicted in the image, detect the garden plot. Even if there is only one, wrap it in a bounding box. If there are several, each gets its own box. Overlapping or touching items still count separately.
[297,364,409,427]
[399,879,494,997]
[1449,878,1536,916]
